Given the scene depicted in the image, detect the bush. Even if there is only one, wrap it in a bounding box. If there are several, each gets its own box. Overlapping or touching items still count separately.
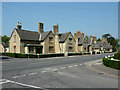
[2,53,64,58]
[68,52,82,56]
[97,52,100,54]
[114,53,120,60]
[102,57,120,70]
[82,52,91,55]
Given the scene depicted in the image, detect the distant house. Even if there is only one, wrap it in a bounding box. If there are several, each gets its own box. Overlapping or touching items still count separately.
[74,31,93,52]
[96,37,112,52]
[0,42,9,52]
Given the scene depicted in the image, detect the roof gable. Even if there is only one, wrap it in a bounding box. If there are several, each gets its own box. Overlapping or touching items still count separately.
[59,32,76,43]
[16,29,51,41]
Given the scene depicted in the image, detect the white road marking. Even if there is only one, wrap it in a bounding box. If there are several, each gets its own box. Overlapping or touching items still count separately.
[59,67,66,69]
[2,79,41,88]
[0,79,11,84]
[68,66,73,68]
[28,72,37,75]
[12,75,26,79]
[74,65,78,67]
[41,71,47,73]
[95,63,101,65]
[79,64,82,66]
[53,69,59,71]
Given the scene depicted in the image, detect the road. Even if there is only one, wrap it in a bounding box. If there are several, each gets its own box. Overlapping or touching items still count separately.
[1,53,118,89]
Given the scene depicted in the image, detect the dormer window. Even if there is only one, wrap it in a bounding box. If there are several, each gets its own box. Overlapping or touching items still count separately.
[69,38,72,42]
[49,37,53,43]
[14,35,16,42]
[78,38,80,42]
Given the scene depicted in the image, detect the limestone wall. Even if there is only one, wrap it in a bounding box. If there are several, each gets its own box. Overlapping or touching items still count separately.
[9,29,20,53]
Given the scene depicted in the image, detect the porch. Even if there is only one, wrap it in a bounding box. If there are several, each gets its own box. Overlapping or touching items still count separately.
[25,44,43,54]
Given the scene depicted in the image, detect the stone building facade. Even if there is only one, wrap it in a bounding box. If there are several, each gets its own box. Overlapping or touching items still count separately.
[9,22,112,54]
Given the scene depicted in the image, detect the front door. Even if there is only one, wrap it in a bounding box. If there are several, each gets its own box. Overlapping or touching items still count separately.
[36,47,42,54]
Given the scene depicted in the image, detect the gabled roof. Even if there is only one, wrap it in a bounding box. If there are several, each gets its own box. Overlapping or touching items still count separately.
[58,32,70,43]
[58,32,75,43]
[78,37,84,45]
[16,29,51,41]
[92,44,100,49]
[96,41,112,49]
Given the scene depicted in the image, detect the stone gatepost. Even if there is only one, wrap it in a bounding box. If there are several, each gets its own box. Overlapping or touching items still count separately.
[25,47,28,54]
[64,51,68,57]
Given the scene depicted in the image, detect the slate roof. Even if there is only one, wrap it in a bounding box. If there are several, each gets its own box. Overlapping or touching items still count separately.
[96,41,112,49]
[16,29,51,41]
[92,44,100,49]
[58,32,70,43]
[78,37,84,45]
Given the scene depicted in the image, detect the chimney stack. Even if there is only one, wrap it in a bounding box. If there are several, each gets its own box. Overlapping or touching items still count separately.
[81,32,84,37]
[74,33,77,39]
[38,22,44,33]
[53,24,59,36]
[17,22,22,29]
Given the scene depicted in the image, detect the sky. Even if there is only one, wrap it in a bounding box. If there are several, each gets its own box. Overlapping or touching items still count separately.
[2,2,118,39]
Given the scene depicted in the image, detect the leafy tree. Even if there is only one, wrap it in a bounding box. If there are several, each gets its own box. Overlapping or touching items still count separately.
[2,35,10,44]
[102,33,111,38]
[97,38,101,41]
[102,34,119,52]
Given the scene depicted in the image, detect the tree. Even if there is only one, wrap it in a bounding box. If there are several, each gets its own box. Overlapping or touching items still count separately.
[102,33,119,52]
[102,33,111,38]
[2,35,10,44]
[97,38,101,41]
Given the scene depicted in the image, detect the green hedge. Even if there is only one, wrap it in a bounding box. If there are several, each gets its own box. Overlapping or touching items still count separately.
[68,52,82,56]
[1,52,91,58]
[114,53,120,60]
[1,53,64,58]
[102,57,120,70]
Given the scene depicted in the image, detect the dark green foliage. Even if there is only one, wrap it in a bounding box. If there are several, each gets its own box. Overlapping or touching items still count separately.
[97,38,101,41]
[114,53,120,60]
[1,35,10,44]
[1,52,91,58]
[68,52,82,56]
[1,53,64,58]
[102,57,120,70]
[102,33,119,52]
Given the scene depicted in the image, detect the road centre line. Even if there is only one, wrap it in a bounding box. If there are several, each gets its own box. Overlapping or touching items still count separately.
[68,66,73,68]
[59,67,66,69]
[52,69,59,71]
[74,65,78,67]
[12,75,26,79]
[28,72,37,75]
[41,71,47,73]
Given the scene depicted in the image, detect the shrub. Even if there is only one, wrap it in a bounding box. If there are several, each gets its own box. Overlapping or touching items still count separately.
[68,52,82,56]
[102,57,120,70]
[114,53,120,60]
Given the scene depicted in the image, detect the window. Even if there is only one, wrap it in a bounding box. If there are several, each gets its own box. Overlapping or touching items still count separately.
[49,46,53,52]
[29,47,34,53]
[14,46,16,53]
[78,38,80,42]
[14,35,16,42]
[69,38,72,42]
[69,47,72,52]
[49,37,53,42]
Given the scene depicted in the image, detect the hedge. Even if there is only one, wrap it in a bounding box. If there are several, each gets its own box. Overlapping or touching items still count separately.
[1,52,91,58]
[114,53,120,60]
[102,57,120,70]
[68,52,82,56]
[1,53,64,58]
